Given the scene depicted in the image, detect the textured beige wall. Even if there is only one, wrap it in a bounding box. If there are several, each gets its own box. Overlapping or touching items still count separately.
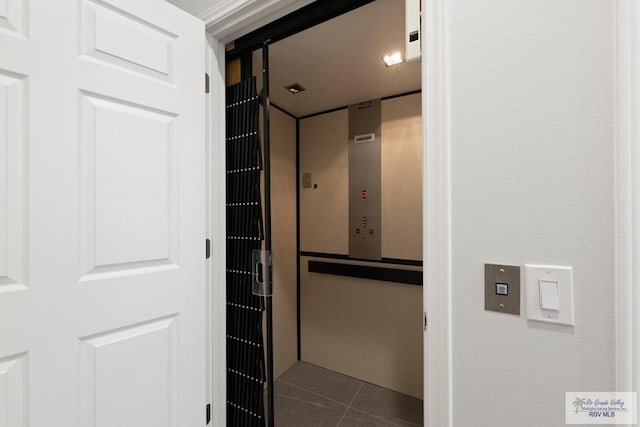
[270,108,298,380]
[299,109,349,254]
[382,93,422,260]
[299,95,423,398]
[300,256,424,398]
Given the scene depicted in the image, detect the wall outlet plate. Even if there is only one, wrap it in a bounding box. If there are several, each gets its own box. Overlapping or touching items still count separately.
[484,264,520,315]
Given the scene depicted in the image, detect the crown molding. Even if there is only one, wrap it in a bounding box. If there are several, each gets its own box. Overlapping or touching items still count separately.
[198,0,254,28]
[202,0,313,43]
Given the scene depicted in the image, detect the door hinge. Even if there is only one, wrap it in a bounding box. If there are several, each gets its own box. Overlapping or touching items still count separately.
[206,238,211,259]
[423,310,428,331]
[206,403,211,424]
[205,73,210,94]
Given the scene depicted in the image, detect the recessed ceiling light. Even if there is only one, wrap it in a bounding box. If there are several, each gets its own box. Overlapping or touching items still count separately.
[285,83,306,94]
[382,52,404,67]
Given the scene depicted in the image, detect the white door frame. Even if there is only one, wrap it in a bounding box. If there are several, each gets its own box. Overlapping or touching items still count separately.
[616,0,638,403]
[203,1,452,425]
[205,35,228,427]
[421,0,452,425]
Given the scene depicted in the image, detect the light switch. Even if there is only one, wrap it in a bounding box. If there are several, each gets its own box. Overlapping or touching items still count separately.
[525,264,574,326]
[539,279,559,310]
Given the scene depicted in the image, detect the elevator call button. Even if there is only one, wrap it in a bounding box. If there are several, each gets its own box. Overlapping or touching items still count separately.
[495,282,508,296]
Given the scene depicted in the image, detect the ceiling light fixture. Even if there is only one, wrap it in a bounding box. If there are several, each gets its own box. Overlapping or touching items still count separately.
[382,52,404,67]
[285,83,306,94]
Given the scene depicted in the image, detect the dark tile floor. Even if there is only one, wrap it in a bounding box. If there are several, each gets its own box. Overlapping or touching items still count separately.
[268,362,423,427]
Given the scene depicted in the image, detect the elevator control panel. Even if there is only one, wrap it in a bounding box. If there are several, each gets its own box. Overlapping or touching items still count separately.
[348,99,382,260]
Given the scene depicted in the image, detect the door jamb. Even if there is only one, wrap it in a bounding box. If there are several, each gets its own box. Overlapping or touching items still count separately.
[422,0,453,425]
[205,34,228,427]
[615,0,637,402]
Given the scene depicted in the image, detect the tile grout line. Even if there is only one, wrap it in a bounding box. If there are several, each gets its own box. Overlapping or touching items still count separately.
[335,382,364,427]
[345,405,413,427]
[278,378,352,409]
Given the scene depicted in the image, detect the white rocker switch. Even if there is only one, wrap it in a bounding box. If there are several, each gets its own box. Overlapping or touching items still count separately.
[525,264,574,326]
[539,279,560,311]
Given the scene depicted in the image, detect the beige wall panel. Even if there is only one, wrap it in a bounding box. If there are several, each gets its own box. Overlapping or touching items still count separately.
[300,256,423,399]
[298,94,423,398]
[299,110,349,254]
[381,94,423,260]
[270,109,298,379]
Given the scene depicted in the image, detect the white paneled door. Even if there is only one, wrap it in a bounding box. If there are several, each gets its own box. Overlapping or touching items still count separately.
[0,0,206,425]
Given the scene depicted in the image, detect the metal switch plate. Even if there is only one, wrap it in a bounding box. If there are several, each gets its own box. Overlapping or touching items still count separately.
[485,264,520,315]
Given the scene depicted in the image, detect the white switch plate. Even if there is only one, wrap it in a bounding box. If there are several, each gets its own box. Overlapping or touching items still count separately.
[525,264,574,326]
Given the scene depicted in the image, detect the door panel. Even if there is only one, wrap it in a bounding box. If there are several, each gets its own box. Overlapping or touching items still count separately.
[79,316,178,427]
[0,71,26,292]
[79,0,178,84]
[78,91,178,278]
[0,0,27,37]
[0,352,27,426]
[0,0,206,425]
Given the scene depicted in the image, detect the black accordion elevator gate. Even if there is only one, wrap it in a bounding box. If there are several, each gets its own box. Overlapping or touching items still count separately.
[225,76,266,427]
